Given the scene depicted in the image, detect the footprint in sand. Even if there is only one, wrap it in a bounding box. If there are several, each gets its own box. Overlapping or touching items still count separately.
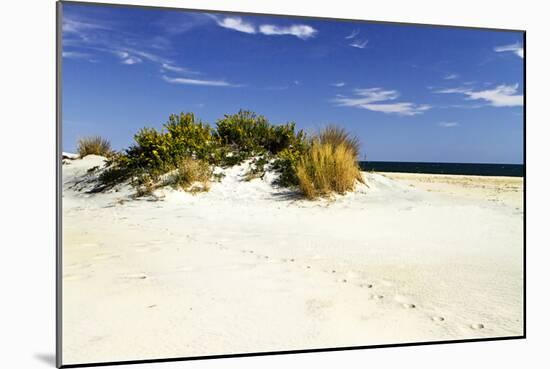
[402,303,416,309]
[470,323,485,330]
[371,294,384,300]
[359,283,373,289]
[432,316,445,322]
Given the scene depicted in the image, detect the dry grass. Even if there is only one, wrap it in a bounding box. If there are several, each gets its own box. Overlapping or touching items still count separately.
[296,127,362,199]
[77,136,112,157]
[318,125,360,159]
[169,157,212,193]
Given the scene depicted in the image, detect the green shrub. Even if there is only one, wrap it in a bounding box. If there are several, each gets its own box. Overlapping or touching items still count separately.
[272,146,308,186]
[216,110,306,157]
[99,113,216,190]
[77,136,112,157]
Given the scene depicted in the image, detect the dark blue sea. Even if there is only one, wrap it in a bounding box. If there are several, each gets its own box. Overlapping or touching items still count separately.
[358,161,524,177]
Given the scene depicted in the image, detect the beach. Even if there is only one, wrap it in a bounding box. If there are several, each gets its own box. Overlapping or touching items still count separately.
[62,155,524,365]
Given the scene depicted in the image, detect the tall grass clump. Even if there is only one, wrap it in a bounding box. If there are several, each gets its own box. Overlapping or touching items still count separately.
[167,157,212,193]
[295,127,362,199]
[318,125,360,159]
[77,136,112,157]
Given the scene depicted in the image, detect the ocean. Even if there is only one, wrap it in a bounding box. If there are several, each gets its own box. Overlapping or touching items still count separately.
[358,161,524,177]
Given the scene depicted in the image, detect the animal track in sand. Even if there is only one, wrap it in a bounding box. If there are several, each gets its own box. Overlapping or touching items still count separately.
[431,316,445,322]
[470,323,485,330]
[359,283,373,289]
[402,303,416,309]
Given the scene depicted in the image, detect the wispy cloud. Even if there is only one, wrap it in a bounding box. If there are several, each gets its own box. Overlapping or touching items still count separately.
[161,63,199,75]
[259,24,317,39]
[162,75,238,87]
[331,82,346,87]
[62,17,110,35]
[209,15,317,39]
[443,73,459,80]
[435,83,523,107]
[494,43,524,59]
[62,51,92,59]
[215,16,256,34]
[63,13,238,87]
[345,29,359,39]
[114,51,142,65]
[438,121,459,128]
[333,88,431,116]
[349,39,369,49]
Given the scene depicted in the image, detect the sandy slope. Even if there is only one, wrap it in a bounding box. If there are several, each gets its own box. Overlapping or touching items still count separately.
[61,155,524,365]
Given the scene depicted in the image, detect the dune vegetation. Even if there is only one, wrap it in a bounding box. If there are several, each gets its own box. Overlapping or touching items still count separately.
[77,110,363,199]
[77,136,113,158]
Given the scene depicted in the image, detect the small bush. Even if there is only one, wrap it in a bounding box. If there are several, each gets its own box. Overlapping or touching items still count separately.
[272,146,307,186]
[295,127,362,199]
[77,136,112,157]
[216,110,306,157]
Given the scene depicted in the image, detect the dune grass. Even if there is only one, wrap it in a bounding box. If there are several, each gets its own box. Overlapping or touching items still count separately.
[296,128,363,199]
[169,157,212,193]
[77,136,112,158]
[318,125,361,159]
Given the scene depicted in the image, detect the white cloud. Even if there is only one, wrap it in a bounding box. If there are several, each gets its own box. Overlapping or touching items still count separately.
[162,75,237,87]
[209,15,317,40]
[345,29,360,39]
[361,103,431,116]
[494,43,524,58]
[62,18,109,34]
[259,24,317,39]
[435,83,523,107]
[62,51,91,59]
[349,39,369,49]
[161,63,198,75]
[444,73,459,80]
[331,82,346,87]
[114,51,142,65]
[121,56,142,65]
[438,121,459,128]
[216,17,256,34]
[333,87,430,116]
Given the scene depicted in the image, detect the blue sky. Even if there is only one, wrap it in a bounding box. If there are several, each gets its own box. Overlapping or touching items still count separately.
[61,3,524,164]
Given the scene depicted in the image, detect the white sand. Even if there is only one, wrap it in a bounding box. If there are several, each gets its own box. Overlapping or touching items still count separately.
[61,155,524,365]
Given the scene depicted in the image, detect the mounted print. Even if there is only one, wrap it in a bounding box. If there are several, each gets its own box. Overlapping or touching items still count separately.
[57,1,525,367]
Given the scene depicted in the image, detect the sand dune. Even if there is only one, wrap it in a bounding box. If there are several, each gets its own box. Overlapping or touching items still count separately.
[61,155,524,365]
